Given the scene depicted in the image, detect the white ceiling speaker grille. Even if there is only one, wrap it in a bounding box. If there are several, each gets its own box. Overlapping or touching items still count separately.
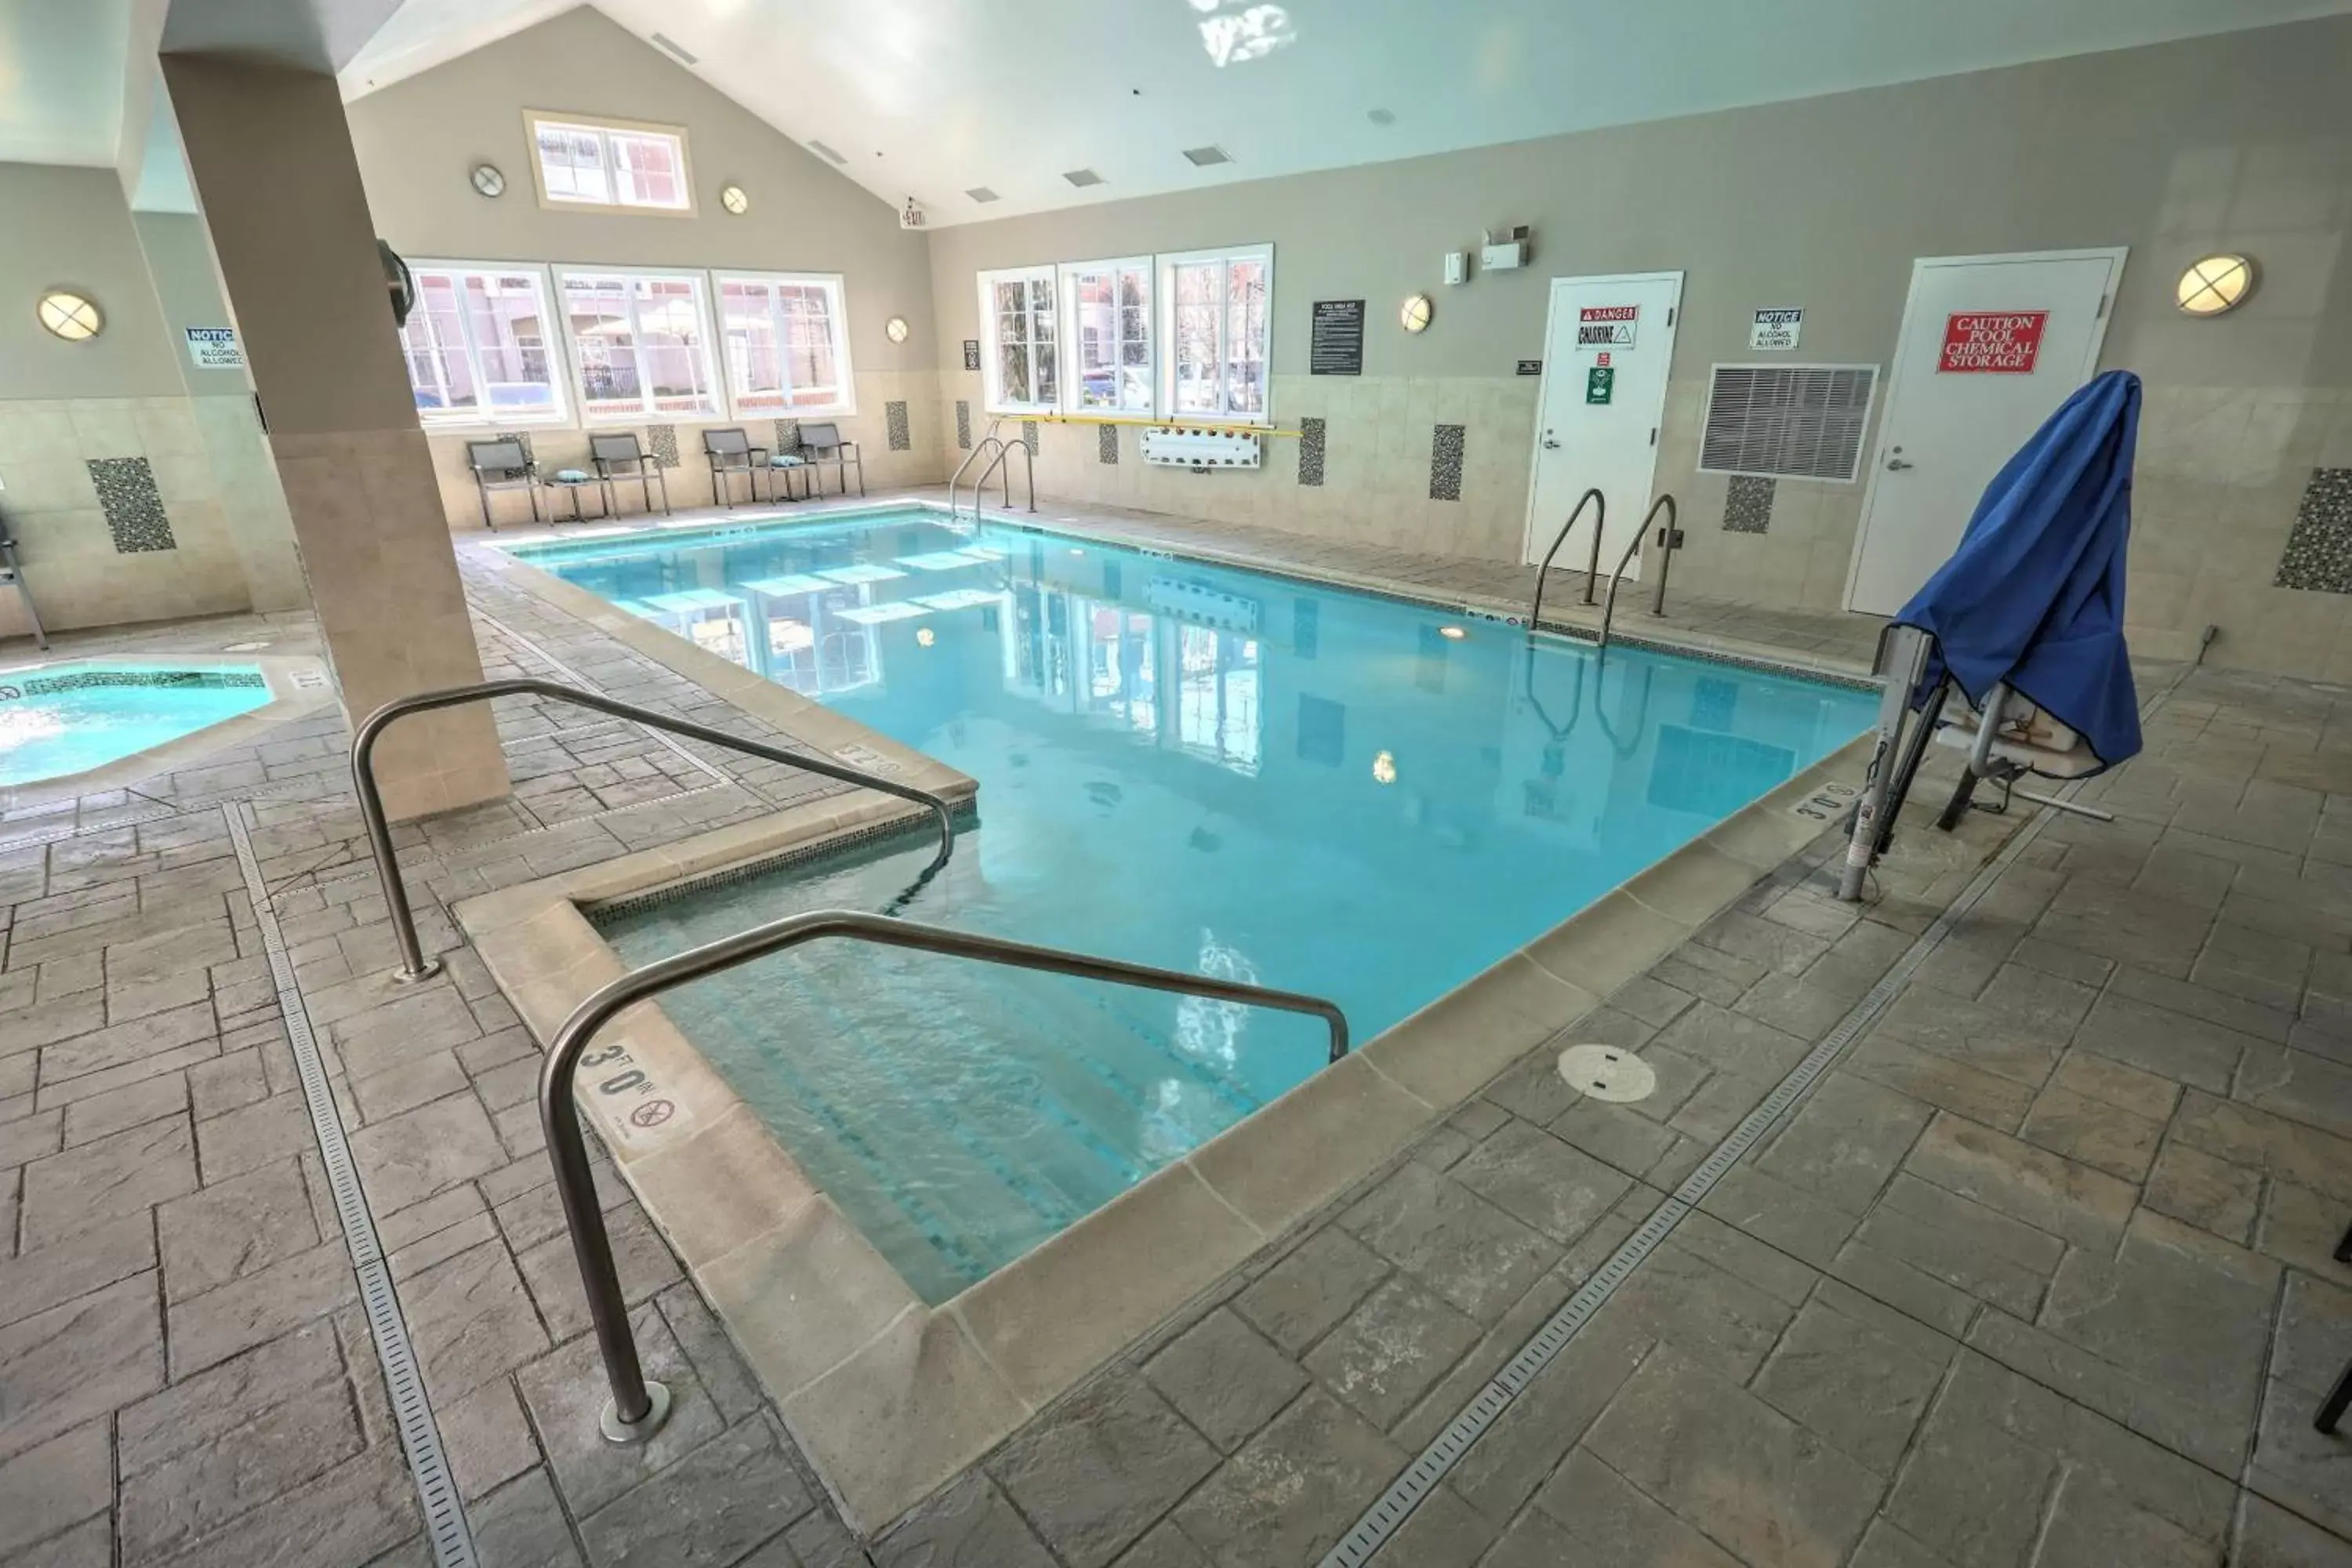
[965,186,1000,203]
[1062,168,1105,187]
[808,140,848,165]
[1699,364,1878,482]
[1181,145,1233,167]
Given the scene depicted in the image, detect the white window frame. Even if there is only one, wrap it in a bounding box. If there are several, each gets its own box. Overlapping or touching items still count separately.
[1055,256,1155,417]
[554,265,725,424]
[397,260,570,429]
[1157,243,1274,426]
[713,270,858,418]
[525,111,695,215]
[978,265,1059,415]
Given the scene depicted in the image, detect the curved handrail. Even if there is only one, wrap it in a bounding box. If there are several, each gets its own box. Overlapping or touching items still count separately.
[1527,488,1603,631]
[352,679,960,981]
[1599,494,1678,653]
[949,434,1006,521]
[975,430,1037,514]
[540,906,1351,1441]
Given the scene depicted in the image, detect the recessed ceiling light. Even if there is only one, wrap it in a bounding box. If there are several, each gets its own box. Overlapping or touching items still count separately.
[1062,168,1105,187]
[1181,144,1233,168]
[808,140,848,165]
[1367,107,1396,126]
[965,186,1000,203]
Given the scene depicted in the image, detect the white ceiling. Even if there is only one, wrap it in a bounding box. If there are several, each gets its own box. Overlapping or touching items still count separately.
[334,0,2352,225]
[0,0,136,165]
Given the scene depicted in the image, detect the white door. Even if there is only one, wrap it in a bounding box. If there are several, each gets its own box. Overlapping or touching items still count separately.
[1522,271,1682,579]
[1845,249,2125,615]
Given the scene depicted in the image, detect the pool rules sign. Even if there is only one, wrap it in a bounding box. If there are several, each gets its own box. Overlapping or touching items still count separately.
[1939,310,2048,373]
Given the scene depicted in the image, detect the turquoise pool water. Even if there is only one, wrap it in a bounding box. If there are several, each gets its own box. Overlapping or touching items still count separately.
[0,663,270,787]
[520,508,1875,1301]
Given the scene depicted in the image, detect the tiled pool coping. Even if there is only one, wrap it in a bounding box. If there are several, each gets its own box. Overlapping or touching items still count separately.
[458,504,1881,1530]
[0,652,336,812]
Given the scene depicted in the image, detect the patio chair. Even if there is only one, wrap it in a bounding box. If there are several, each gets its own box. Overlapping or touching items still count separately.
[703,427,768,508]
[592,432,671,517]
[797,421,865,498]
[465,438,543,530]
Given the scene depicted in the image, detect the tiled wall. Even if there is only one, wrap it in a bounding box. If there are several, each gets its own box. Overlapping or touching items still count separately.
[0,394,307,639]
[426,370,951,529]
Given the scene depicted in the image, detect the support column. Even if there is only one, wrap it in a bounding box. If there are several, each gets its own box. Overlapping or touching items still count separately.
[161,53,507,820]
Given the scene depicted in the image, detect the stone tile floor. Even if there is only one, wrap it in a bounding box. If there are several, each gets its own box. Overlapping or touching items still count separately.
[5,495,2351,1568]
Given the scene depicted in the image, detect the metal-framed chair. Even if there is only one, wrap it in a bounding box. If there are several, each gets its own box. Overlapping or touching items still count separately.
[464,438,543,530]
[797,421,865,498]
[591,433,671,517]
[703,427,768,508]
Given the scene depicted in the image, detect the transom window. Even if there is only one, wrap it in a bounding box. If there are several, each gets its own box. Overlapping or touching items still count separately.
[397,264,565,424]
[528,113,692,212]
[1061,257,1153,415]
[557,270,721,421]
[981,267,1058,414]
[1162,245,1272,422]
[717,274,854,416]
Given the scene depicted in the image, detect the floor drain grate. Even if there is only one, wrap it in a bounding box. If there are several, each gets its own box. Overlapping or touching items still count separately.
[226,804,479,1567]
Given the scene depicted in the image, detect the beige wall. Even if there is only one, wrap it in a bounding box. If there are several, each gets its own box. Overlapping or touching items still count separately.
[924,15,2352,678]
[344,5,948,521]
[0,167,307,641]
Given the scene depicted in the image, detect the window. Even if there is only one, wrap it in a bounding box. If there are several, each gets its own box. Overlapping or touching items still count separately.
[557,270,721,420]
[397,264,565,425]
[717,274,854,415]
[528,114,691,212]
[1160,246,1272,423]
[979,267,1058,412]
[1058,258,1152,415]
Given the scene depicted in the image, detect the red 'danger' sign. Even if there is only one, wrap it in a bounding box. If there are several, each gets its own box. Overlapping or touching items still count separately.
[1939,311,2048,374]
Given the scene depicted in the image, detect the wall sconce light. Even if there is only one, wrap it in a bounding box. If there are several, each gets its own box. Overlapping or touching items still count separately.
[37,290,103,342]
[886,316,910,343]
[1400,294,1432,334]
[2176,255,2255,317]
[720,184,750,215]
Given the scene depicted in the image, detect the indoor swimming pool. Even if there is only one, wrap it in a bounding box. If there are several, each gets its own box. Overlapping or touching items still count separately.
[0,661,272,787]
[516,508,1878,1300]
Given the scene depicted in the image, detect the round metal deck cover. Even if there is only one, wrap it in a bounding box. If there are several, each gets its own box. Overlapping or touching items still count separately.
[1559,1044,1656,1103]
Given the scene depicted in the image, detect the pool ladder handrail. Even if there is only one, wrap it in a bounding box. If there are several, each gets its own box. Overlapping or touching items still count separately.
[351,678,960,982]
[540,906,1351,1444]
[1526,488,1604,632]
[948,418,1037,521]
[1597,494,1679,653]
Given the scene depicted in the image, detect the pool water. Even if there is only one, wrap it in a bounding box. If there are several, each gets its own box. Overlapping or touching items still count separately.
[0,663,270,786]
[524,509,1875,1301]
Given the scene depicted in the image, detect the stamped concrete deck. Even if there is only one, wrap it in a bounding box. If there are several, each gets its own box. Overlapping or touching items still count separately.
[4,492,2350,1568]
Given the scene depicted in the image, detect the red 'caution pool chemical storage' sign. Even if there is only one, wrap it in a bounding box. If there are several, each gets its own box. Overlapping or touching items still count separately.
[1939,311,2047,373]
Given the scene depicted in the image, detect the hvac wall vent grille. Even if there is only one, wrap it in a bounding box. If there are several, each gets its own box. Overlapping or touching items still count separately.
[1181,145,1234,167]
[650,31,698,64]
[808,140,848,165]
[1699,364,1878,483]
[966,187,1001,203]
[1062,168,1105,187]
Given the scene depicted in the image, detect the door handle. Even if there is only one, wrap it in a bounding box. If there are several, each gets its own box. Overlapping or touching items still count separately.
[1886,456,1915,471]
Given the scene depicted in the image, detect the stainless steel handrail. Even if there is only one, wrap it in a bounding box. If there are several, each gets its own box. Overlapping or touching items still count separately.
[1526,488,1603,630]
[541,907,1351,1443]
[1598,494,1678,652]
[352,680,959,981]
[974,430,1037,515]
[948,433,1006,521]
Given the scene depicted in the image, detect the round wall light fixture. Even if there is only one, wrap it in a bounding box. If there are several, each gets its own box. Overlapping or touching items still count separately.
[885,315,910,343]
[2176,254,2255,317]
[720,183,750,215]
[470,162,506,198]
[1400,293,1432,333]
[36,290,102,342]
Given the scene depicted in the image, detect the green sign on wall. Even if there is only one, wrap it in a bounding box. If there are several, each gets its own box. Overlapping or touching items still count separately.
[1585,366,1615,405]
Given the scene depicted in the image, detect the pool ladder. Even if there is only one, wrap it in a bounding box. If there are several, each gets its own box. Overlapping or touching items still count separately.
[1525,490,1682,651]
[948,416,1037,522]
[347,678,1350,1446]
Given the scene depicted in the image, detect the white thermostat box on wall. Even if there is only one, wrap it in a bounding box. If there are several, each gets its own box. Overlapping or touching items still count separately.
[1444,251,1469,285]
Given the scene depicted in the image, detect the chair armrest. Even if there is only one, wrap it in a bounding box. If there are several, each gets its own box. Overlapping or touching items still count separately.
[749,446,769,462]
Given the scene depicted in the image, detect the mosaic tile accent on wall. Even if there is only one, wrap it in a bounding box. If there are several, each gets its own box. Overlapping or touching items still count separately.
[1098,423,1119,465]
[1298,418,1327,487]
[1724,475,1777,534]
[886,402,912,452]
[86,457,176,554]
[645,425,681,469]
[2276,468,2352,593]
[1022,420,1040,456]
[772,419,803,455]
[1429,424,1465,502]
[956,401,972,451]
